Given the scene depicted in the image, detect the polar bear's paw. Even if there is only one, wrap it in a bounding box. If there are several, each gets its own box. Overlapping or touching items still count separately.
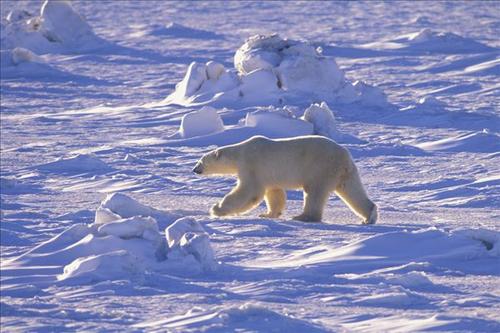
[210,203,228,217]
[259,212,282,219]
[292,214,321,223]
[362,205,378,225]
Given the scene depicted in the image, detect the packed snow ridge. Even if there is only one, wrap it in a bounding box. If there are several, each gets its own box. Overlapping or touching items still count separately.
[173,102,362,144]
[165,34,388,108]
[5,193,217,285]
[1,0,106,54]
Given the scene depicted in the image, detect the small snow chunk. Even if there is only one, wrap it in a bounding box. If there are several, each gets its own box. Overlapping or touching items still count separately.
[206,61,225,80]
[97,216,159,240]
[245,108,313,137]
[58,250,143,283]
[179,106,225,138]
[302,102,337,137]
[179,232,215,270]
[165,217,205,248]
[94,192,156,224]
[165,217,216,270]
[11,47,43,65]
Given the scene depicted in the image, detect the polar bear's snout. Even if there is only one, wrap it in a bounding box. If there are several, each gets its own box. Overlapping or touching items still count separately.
[193,162,203,174]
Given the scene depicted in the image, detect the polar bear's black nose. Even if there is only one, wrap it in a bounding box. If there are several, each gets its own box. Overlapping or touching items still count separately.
[193,163,203,174]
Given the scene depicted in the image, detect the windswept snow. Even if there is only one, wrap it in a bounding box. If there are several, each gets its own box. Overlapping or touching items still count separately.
[1,1,499,332]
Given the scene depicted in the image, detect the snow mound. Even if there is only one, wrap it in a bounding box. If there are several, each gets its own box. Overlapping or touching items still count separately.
[165,217,216,271]
[247,227,500,275]
[164,34,387,108]
[179,106,225,138]
[36,154,112,174]
[364,29,495,54]
[415,130,500,153]
[1,0,106,54]
[135,303,325,332]
[5,194,216,285]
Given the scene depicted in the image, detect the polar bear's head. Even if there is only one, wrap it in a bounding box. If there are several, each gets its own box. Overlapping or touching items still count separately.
[193,148,237,175]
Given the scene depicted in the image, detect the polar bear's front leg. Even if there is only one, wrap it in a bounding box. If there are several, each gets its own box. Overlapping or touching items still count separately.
[259,188,286,218]
[211,183,265,217]
[293,187,329,222]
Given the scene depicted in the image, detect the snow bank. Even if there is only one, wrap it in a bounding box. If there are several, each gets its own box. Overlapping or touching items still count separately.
[1,0,105,54]
[5,194,216,285]
[415,129,500,153]
[165,34,387,108]
[179,106,225,138]
[36,154,112,174]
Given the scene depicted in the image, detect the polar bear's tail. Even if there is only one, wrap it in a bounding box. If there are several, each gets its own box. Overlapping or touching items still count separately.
[335,165,378,224]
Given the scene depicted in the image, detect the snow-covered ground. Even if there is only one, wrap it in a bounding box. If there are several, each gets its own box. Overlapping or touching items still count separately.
[1,1,499,332]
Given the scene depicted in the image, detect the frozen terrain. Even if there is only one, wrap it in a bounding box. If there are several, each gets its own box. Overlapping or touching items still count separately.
[1,1,499,332]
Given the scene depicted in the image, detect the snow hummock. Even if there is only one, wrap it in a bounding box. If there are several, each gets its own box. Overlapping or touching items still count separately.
[36,154,112,174]
[164,34,388,108]
[1,0,106,54]
[415,129,500,153]
[179,106,225,138]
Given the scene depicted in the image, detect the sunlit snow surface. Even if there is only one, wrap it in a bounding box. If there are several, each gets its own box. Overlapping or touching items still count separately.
[1,1,499,332]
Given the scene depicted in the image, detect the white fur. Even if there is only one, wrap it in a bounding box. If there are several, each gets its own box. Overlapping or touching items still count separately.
[194,135,377,223]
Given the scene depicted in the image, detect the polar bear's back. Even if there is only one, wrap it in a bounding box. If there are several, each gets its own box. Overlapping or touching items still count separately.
[238,135,352,189]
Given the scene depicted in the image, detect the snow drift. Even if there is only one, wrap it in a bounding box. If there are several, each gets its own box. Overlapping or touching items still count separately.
[246,227,500,275]
[164,34,388,108]
[362,28,496,54]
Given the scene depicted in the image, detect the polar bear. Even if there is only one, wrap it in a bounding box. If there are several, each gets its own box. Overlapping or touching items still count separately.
[193,135,378,224]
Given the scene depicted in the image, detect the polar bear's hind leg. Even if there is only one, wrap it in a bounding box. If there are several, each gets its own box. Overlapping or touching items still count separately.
[260,188,286,218]
[293,186,330,222]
